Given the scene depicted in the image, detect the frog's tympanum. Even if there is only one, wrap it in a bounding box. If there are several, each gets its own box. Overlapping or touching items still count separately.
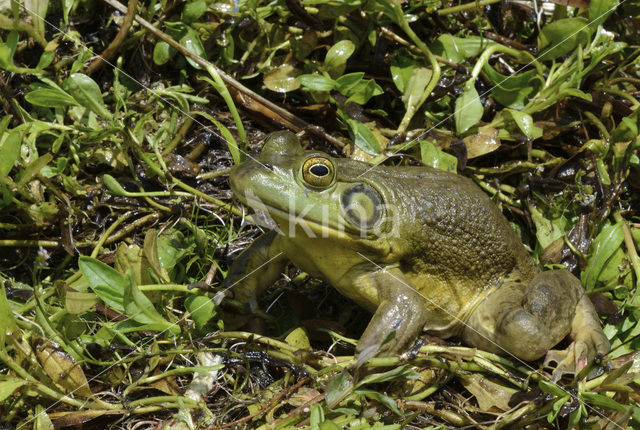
[225,131,609,377]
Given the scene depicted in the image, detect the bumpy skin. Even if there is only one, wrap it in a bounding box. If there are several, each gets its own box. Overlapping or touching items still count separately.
[225,131,609,376]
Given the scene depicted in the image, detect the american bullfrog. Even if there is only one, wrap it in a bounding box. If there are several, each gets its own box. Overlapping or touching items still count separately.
[224,131,609,377]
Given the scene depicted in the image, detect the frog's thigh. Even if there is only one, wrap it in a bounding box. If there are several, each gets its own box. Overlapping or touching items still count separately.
[225,231,287,312]
[463,271,580,361]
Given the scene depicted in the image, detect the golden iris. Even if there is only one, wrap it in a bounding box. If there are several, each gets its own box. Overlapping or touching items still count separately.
[302,157,335,188]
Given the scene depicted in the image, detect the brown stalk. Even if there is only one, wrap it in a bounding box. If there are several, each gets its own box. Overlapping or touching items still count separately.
[86,0,139,76]
[102,0,345,149]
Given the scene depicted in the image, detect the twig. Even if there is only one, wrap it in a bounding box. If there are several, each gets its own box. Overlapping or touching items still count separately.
[86,0,139,75]
[102,0,344,149]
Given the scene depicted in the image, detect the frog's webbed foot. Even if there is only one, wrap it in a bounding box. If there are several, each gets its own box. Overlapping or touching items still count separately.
[354,268,428,366]
[544,294,610,382]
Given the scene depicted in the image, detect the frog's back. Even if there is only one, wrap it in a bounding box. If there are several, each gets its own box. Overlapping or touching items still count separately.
[355,164,539,286]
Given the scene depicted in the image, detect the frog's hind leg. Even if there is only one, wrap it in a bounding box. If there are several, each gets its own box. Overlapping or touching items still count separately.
[463,270,608,378]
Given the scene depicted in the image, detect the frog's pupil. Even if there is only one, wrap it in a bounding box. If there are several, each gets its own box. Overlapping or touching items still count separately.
[310,164,329,176]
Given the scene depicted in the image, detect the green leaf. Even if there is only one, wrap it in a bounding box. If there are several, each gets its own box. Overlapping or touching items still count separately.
[390,50,414,93]
[323,40,355,79]
[36,50,55,69]
[78,256,127,313]
[153,41,176,65]
[589,0,618,27]
[430,34,490,64]
[193,110,244,164]
[63,73,113,119]
[0,129,21,177]
[263,64,301,93]
[528,204,568,250]
[185,295,216,331]
[298,74,335,92]
[483,65,542,109]
[0,375,27,402]
[538,18,592,61]
[335,72,364,95]
[345,79,383,105]
[25,88,77,108]
[346,119,380,154]
[355,365,420,386]
[102,174,129,196]
[16,153,53,189]
[182,0,207,22]
[156,229,195,272]
[0,283,17,347]
[420,140,457,172]
[581,392,628,412]
[180,27,207,69]
[357,389,402,415]
[583,222,624,290]
[284,327,311,349]
[326,370,353,408]
[123,269,179,334]
[539,379,568,398]
[455,82,483,135]
[504,109,542,139]
[401,67,432,110]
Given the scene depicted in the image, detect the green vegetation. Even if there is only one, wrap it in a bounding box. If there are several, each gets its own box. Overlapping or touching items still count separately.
[1,0,639,428]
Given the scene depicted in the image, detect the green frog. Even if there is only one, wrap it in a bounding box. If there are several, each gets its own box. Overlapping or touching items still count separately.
[224,131,609,378]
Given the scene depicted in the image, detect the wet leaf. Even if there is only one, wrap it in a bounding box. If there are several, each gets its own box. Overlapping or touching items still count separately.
[263,64,301,93]
[35,339,92,397]
[123,269,179,334]
[357,389,402,415]
[345,79,383,104]
[455,83,483,135]
[401,67,432,110]
[346,119,380,154]
[589,0,618,27]
[65,291,98,314]
[0,375,28,402]
[390,50,414,93]
[0,128,21,177]
[63,73,112,119]
[180,27,207,69]
[156,229,196,273]
[182,0,207,22]
[420,140,457,172]
[583,222,624,290]
[16,153,53,189]
[463,127,501,158]
[185,295,216,331]
[528,204,568,250]
[78,256,127,313]
[430,34,489,63]
[0,283,17,347]
[538,18,592,61]
[326,370,353,408]
[323,40,355,79]
[356,365,420,386]
[143,230,171,284]
[335,72,364,95]
[504,109,542,139]
[284,327,311,350]
[483,66,542,109]
[153,41,175,65]
[298,74,335,91]
[581,392,628,412]
[459,373,516,411]
[25,88,77,108]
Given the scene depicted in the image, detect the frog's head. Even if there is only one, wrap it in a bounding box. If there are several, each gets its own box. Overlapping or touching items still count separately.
[229,131,392,239]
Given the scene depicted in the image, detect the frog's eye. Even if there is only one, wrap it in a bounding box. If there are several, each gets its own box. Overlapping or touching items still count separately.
[302,157,335,188]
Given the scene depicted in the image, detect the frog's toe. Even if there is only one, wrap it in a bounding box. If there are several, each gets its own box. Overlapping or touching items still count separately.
[544,329,609,382]
[545,341,589,382]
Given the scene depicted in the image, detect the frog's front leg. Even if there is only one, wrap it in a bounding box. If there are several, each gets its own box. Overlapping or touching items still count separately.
[353,267,429,365]
[463,270,609,379]
[222,231,288,318]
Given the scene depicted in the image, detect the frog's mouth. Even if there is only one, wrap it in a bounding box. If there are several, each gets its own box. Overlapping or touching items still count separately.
[236,190,375,240]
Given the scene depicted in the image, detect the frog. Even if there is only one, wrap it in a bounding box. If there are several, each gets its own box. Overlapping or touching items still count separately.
[223,131,609,379]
